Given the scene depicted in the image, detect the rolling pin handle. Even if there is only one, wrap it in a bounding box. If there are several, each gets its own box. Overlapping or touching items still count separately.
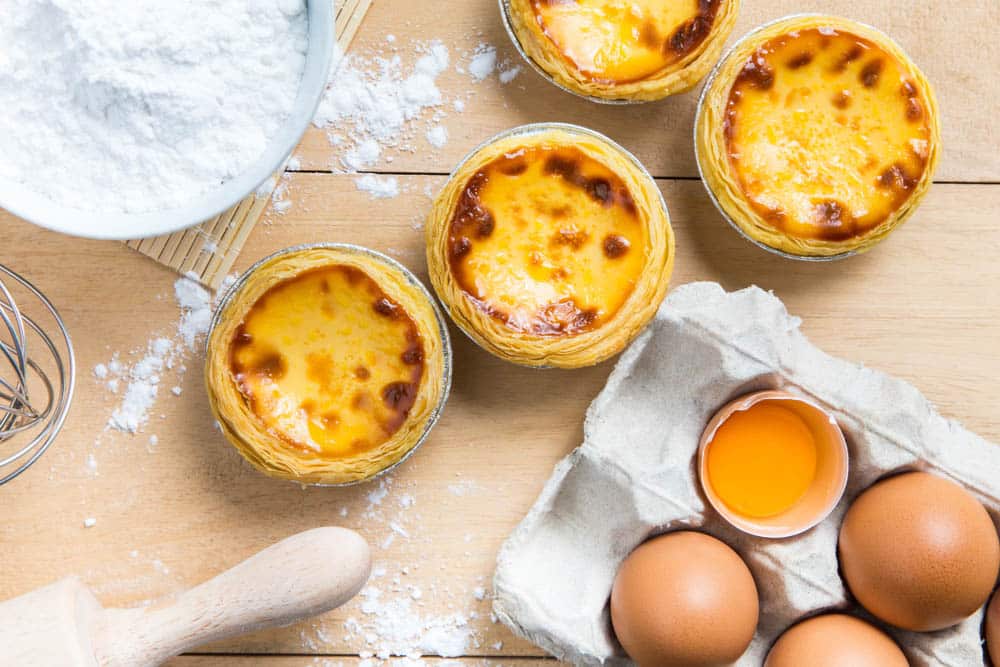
[92,527,371,667]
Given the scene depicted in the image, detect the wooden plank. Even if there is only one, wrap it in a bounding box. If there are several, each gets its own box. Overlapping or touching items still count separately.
[1,174,998,659]
[294,0,1000,182]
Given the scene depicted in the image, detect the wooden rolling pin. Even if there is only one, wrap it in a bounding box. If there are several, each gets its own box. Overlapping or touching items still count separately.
[0,527,371,666]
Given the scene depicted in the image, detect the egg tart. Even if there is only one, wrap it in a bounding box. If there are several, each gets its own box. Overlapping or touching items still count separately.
[502,0,739,102]
[426,124,674,368]
[206,244,451,485]
[696,15,940,258]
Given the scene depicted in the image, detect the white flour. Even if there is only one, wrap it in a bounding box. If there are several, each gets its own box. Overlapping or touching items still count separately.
[101,275,215,434]
[468,45,498,82]
[0,0,308,214]
[315,41,452,168]
[293,478,496,662]
[311,38,518,203]
[356,174,401,200]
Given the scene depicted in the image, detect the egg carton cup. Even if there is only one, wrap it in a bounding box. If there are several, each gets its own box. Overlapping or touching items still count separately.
[493,281,999,666]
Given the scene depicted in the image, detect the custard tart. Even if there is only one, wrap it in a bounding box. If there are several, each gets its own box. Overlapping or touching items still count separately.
[503,0,739,102]
[696,15,940,258]
[426,124,674,368]
[206,244,451,485]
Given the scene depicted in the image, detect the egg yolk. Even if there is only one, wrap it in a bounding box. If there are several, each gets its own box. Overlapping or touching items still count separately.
[706,402,818,518]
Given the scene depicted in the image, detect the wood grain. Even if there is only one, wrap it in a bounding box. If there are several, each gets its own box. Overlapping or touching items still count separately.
[1,174,998,660]
[294,0,1000,182]
[1,0,998,663]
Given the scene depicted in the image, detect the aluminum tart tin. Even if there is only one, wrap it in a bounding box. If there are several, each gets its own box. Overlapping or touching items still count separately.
[208,242,453,487]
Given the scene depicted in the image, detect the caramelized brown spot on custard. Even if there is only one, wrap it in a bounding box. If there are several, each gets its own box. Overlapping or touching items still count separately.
[374,297,399,318]
[860,59,883,87]
[536,301,598,335]
[834,44,864,72]
[832,90,852,109]
[764,207,787,225]
[668,9,715,57]
[736,54,775,91]
[232,325,253,348]
[382,381,417,412]
[351,392,372,411]
[786,52,814,69]
[810,200,859,241]
[552,227,590,248]
[877,163,918,191]
[402,343,423,365]
[499,152,529,175]
[451,237,472,260]
[354,365,371,380]
[603,234,630,258]
[235,350,286,383]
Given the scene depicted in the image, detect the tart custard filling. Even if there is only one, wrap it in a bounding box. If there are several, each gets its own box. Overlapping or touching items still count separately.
[229,266,424,458]
[531,0,720,83]
[723,28,932,242]
[448,145,647,336]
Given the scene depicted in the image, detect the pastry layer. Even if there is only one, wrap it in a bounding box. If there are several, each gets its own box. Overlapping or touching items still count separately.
[447,145,647,336]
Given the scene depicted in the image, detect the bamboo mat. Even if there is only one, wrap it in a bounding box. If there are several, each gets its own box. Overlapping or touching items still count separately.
[125,0,374,290]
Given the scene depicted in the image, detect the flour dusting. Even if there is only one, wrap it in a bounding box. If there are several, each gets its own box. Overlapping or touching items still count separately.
[0,0,308,214]
[100,276,221,434]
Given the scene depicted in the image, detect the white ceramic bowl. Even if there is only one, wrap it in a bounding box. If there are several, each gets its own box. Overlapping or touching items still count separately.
[0,0,333,241]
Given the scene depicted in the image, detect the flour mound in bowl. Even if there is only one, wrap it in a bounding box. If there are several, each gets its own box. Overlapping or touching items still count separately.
[0,0,308,215]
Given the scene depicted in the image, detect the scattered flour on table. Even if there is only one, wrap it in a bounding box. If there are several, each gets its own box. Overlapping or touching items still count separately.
[356,174,401,200]
[0,0,308,215]
[498,64,522,85]
[315,41,451,171]
[312,37,516,199]
[447,479,481,497]
[97,275,230,435]
[295,478,499,663]
[468,44,498,82]
[425,126,449,149]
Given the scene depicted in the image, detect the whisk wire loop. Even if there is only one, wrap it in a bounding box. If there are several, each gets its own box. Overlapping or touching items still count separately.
[0,265,74,484]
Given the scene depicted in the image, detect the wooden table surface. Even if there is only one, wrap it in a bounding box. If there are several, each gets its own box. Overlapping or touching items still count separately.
[2,1,999,665]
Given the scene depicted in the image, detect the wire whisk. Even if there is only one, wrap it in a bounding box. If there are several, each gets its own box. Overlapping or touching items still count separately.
[0,265,74,485]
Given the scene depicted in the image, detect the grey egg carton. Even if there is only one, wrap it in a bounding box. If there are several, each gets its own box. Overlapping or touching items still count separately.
[493,282,998,666]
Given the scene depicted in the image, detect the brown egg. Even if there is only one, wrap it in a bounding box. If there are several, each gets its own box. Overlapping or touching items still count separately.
[839,471,1000,631]
[610,531,758,667]
[764,614,907,667]
[987,588,1000,665]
